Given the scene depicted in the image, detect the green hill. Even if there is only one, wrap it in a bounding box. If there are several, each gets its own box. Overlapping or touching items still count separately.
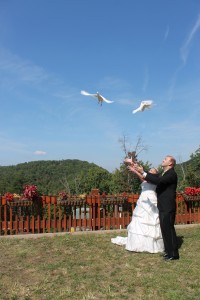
[0,159,112,195]
[0,146,199,196]
[175,146,200,190]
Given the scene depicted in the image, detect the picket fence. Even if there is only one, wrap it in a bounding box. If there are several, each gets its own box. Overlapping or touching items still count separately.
[0,189,200,236]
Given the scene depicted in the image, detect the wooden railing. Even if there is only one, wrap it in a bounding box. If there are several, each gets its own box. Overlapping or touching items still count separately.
[0,189,200,235]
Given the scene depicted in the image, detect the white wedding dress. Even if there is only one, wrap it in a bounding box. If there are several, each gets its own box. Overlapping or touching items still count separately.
[111,181,164,253]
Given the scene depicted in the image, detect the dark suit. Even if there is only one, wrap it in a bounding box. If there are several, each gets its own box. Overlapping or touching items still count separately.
[145,168,179,258]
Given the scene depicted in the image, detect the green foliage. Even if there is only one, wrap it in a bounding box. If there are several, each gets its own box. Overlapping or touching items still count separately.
[0,159,111,195]
[110,160,152,194]
[0,159,152,196]
[1,146,200,195]
[186,146,200,186]
[176,145,200,190]
[77,167,112,193]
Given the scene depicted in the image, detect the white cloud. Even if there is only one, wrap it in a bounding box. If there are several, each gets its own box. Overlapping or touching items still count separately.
[99,76,131,91]
[34,150,47,156]
[168,14,200,102]
[0,47,50,85]
[142,66,149,92]
[180,14,200,64]
[163,25,169,42]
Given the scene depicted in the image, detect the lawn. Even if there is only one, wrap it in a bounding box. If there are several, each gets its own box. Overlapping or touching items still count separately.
[0,226,200,300]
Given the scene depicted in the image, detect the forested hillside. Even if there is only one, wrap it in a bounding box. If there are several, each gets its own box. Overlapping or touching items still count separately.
[0,146,199,196]
[0,159,113,195]
[0,158,143,195]
[175,146,200,190]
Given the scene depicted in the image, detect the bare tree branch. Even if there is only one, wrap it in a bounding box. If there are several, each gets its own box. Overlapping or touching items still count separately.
[74,176,81,194]
[118,134,130,157]
[118,134,148,161]
[178,155,186,181]
[59,176,71,195]
[134,135,148,157]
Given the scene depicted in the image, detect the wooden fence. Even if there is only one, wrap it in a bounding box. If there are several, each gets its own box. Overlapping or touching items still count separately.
[0,189,200,235]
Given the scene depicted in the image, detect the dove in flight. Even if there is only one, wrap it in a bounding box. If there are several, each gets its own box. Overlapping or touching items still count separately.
[81,90,114,106]
[132,100,153,114]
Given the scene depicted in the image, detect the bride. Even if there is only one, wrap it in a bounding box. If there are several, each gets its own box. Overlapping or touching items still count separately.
[111,165,164,253]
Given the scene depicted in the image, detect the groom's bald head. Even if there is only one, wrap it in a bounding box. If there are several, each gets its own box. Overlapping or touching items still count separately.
[162,155,176,170]
[167,156,176,167]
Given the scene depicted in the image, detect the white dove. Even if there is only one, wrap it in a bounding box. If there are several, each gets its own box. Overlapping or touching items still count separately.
[132,100,153,114]
[80,90,114,106]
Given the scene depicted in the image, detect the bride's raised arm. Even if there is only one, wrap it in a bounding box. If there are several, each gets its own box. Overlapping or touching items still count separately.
[128,164,144,182]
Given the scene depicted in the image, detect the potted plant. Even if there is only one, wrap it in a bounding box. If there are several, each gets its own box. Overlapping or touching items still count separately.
[183,187,200,201]
[4,192,14,203]
[5,185,39,206]
[23,184,38,200]
[57,191,68,204]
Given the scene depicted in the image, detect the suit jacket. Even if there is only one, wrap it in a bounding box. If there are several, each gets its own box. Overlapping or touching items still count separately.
[145,168,177,213]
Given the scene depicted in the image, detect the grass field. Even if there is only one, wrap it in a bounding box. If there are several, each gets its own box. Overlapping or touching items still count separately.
[0,226,200,300]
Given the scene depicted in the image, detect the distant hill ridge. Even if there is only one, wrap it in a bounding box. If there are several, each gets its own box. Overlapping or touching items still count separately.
[0,151,199,195]
[0,159,110,195]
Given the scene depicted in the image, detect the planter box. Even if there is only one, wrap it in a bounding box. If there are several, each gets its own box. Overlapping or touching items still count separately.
[100,196,128,205]
[183,194,200,201]
[7,199,33,206]
[57,198,87,206]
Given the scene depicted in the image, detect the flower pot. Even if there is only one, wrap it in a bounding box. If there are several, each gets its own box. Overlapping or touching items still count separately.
[183,194,200,201]
[7,199,33,206]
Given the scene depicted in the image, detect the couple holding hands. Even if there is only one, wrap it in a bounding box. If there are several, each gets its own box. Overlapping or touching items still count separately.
[111,155,179,261]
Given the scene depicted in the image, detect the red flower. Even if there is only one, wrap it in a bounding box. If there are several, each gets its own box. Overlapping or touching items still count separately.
[4,192,14,201]
[184,187,200,196]
[23,185,38,200]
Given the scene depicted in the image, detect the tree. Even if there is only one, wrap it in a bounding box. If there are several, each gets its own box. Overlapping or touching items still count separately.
[116,134,151,193]
[185,146,200,187]
[118,134,148,161]
[110,165,140,193]
[78,167,112,194]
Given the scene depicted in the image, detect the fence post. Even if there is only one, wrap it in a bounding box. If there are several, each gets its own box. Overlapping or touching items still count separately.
[90,189,99,230]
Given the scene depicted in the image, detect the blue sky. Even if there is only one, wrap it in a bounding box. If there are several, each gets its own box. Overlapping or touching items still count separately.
[0,0,200,172]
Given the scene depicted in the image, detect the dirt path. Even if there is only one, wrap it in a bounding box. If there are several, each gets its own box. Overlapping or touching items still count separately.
[0,224,199,239]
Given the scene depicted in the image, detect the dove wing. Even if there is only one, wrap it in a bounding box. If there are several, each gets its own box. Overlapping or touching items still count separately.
[132,107,140,114]
[81,90,114,103]
[140,100,153,111]
[80,90,97,97]
[132,100,153,114]
[132,102,143,113]
[100,94,114,103]
[141,100,153,106]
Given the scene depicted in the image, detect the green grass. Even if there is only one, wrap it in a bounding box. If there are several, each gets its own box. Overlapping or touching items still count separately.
[0,226,200,299]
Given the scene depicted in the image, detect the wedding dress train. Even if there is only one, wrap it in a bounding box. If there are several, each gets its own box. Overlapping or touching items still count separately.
[111,181,164,253]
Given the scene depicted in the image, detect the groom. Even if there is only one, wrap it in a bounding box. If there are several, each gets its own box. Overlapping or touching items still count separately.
[128,155,179,261]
